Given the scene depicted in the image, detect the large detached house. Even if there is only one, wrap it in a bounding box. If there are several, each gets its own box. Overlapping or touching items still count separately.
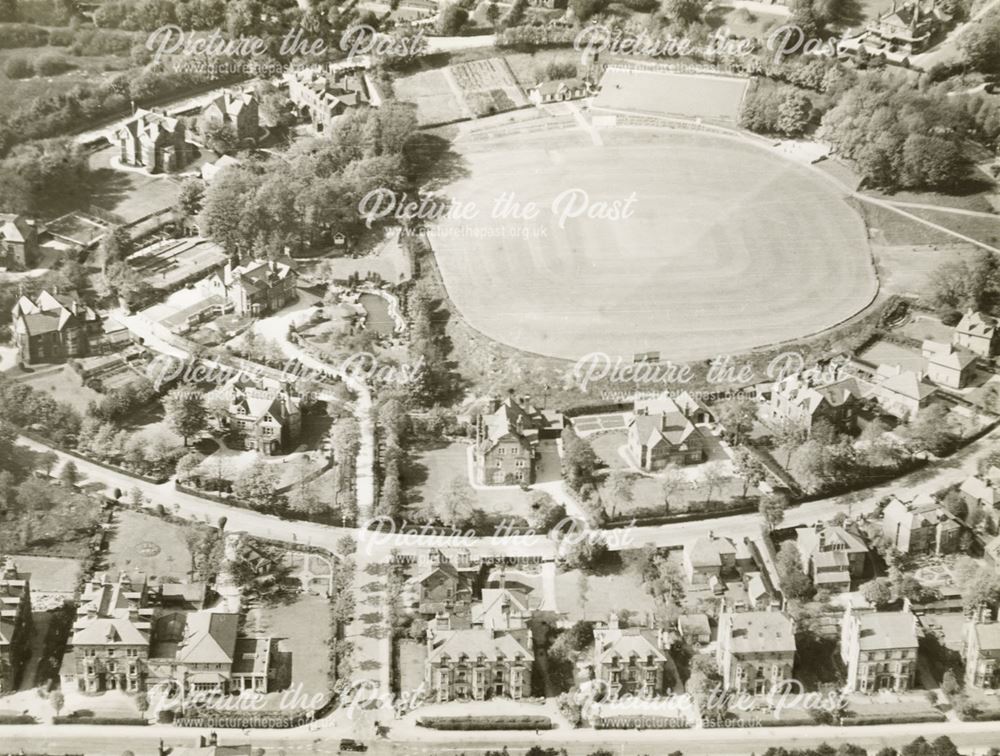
[626,397,707,470]
[425,623,533,702]
[841,606,919,692]
[62,573,153,692]
[0,213,39,268]
[960,467,1000,509]
[964,621,1000,690]
[208,376,302,455]
[201,90,259,142]
[403,549,483,622]
[881,494,961,555]
[474,395,563,485]
[683,534,751,585]
[12,289,101,365]
[954,311,999,357]
[115,109,189,174]
[870,365,937,420]
[286,66,375,132]
[0,558,31,694]
[768,373,864,435]
[591,613,669,699]
[147,611,272,695]
[716,609,796,694]
[921,340,976,389]
[796,525,868,593]
[207,259,297,317]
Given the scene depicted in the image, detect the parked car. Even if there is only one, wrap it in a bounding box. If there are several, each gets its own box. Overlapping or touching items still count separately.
[339,740,367,753]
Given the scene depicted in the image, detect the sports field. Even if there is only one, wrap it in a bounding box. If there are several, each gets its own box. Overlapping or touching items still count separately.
[593,67,749,122]
[430,128,878,362]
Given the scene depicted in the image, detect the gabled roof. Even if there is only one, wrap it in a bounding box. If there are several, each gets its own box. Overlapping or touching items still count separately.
[428,628,533,663]
[479,396,558,454]
[961,472,1000,506]
[596,626,665,664]
[629,409,700,451]
[878,369,937,401]
[797,525,868,560]
[175,612,239,665]
[72,617,149,646]
[773,374,864,416]
[922,340,977,371]
[0,213,34,243]
[472,588,534,629]
[956,310,997,339]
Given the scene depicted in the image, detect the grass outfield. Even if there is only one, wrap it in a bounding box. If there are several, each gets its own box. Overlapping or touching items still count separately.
[430,128,877,362]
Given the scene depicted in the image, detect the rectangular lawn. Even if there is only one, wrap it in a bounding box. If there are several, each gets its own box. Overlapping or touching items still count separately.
[104,509,194,582]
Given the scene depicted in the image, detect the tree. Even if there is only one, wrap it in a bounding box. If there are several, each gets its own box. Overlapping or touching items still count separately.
[716,397,757,444]
[58,460,79,488]
[562,427,599,492]
[862,577,893,609]
[49,689,64,716]
[527,491,566,531]
[901,133,969,191]
[3,55,32,79]
[776,541,812,599]
[659,464,686,513]
[549,620,595,662]
[561,536,608,570]
[232,460,283,513]
[569,0,607,21]
[103,261,151,311]
[904,404,959,456]
[175,450,204,483]
[176,178,205,219]
[287,457,324,515]
[486,1,500,25]
[699,462,729,507]
[331,420,361,466]
[436,4,468,34]
[376,460,403,519]
[201,121,240,155]
[437,476,476,528]
[960,15,1000,73]
[337,534,357,556]
[163,388,207,447]
[789,438,833,493]
[772,418,807,468]
[777,89,813,137]
[16,478,53,512]
[759,490,788,531]
[663,0,702,24]
[97,225,134,270]
[606,470,634,519]
[733,447,766,498]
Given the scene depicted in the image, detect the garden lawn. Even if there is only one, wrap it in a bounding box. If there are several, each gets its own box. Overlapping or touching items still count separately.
[104,509,194,582]
[392,68,467,126]
[10,365,101,414]
[554,569,656,623]
[405,441,536,523]
[244,593,332,701]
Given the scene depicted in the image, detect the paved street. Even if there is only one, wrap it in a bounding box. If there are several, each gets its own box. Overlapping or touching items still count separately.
[6,718,1000,755]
